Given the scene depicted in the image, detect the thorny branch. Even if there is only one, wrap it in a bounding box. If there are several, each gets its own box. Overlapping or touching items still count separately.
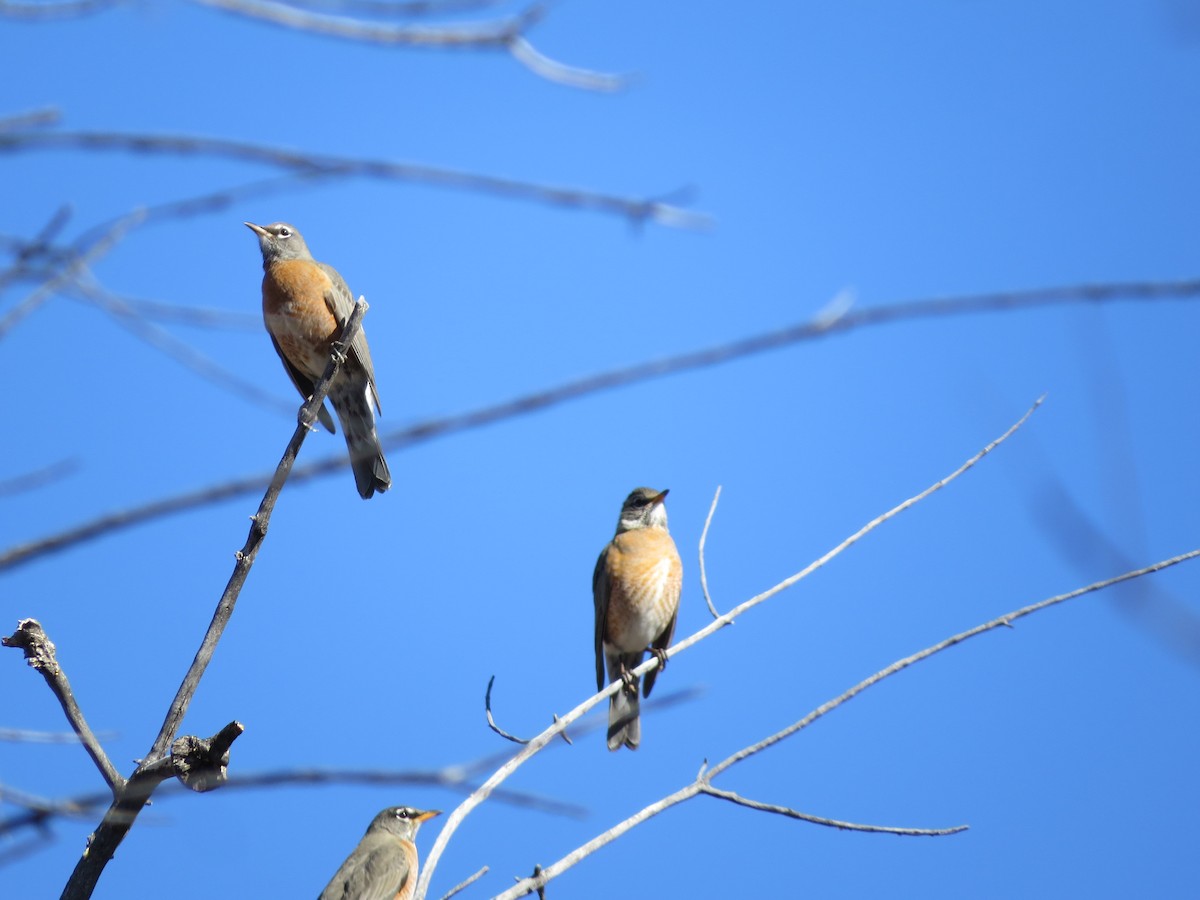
[6,278,1198,572]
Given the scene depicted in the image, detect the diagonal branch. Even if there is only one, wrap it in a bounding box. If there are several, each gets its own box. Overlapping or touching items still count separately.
[1,621,124,792]
[697,784,966,836]
[8,272,1192,572]
[0,129,709,229]
[413,400,1042,899]
[698,485,722,618]
[57,299,368,900]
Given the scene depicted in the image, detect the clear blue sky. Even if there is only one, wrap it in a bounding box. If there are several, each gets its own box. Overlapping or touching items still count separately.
[3,2,1199,897]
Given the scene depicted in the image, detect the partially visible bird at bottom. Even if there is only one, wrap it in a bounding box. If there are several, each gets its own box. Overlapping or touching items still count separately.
[245,221,391,499]
[318,806,440,900]
[593,487,683,751]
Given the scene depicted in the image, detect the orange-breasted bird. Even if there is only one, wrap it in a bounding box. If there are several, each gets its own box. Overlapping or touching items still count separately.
[593,487,682,750]
[318,806,440,900]
[246,221,391,499]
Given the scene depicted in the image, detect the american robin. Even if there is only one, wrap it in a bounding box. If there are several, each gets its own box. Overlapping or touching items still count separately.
[318,806,440,900]
[593,487,682,751]
[245,221,391,499]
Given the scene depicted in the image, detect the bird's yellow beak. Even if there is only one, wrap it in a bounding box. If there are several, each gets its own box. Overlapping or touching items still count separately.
[244,221,269,238]
[415,809,441,823]
[651,489,670,505]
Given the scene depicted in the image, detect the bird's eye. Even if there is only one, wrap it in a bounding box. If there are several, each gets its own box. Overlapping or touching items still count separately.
[397,809,409,818]
[278,227,291,238]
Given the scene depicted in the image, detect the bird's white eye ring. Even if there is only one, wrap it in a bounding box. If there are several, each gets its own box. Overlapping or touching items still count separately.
[278,227,291,237]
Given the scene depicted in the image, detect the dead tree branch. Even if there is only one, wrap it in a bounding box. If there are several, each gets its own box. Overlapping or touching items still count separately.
[1,621,123,792]
[0,129,706,228]
[42,301,368,899]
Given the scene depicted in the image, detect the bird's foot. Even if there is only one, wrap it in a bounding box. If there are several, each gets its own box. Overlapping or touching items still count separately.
[329,340,349,367]
[649,646,669,673]
[619,667,637,697]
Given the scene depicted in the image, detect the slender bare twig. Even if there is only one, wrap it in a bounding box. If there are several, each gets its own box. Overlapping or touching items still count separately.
[7,272,1188,571]
[414,401,1041,899]
[0,726,113,744]
[149,298,368,760]
[0,107,61,131]
[697,784,966,836]
[439,866,489,900]
[280,0,504,16]
[1,621,124,792]
[0,459,79,498]
[486,675,533,745]
[506,35,631,92]
[57,301,368,900]
[189,0,616,89]
[0,130,712,230]
[0,0,117,20]
[497,547,1200,898]
[67,277,296,415]
[0,209,142,340]
[698,486,722,618]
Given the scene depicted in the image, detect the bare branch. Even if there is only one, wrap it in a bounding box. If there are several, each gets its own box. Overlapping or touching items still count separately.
[0,106,61,131]
[439,866,489,900]
[58,300,369,900]
[697,784,967,836]
[279,0,504,17]
[67,277,296,415]
[0,459,79,498]
[148,297,368,760]
[0,208,142,340]
[486,675,533,745]
[2,620,124,792]
[506,35,631,92]
[698,485,722,618]
[0,726,113,744]
[11,270,1186,571]
[0,130,712,230]
[0,0,117,20]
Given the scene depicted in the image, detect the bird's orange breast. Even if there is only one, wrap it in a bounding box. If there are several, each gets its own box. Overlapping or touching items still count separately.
[602,528,682,653]
[262,259,340,379]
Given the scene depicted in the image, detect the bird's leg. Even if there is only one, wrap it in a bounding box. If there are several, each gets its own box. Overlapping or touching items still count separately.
[649,646,668,673]
[298,400,319,431]
[329,339,349,367]
[618,662,637,697]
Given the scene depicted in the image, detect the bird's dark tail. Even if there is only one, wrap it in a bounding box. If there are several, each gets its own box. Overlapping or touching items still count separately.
[330,381,391,499]
[606,653,642,751]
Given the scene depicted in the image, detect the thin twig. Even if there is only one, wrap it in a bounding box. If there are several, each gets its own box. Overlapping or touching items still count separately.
[414,402,1041,899]
[0,726,113,744]
[57,300,368,900]
[439,866,489,900]
[0,209,143,340]
[698,485,722,618]
[0,459,79,498]
[697,784,966,836]
[0,130,712,230]
[486,675,532,744]
[0,0,116,20]
[1,621,124,792]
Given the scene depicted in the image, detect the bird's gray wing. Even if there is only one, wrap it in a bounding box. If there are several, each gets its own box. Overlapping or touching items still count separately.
[268,331,336,433]
[592,545,612,692]
[318,834,410,900]
[319,261,383,415]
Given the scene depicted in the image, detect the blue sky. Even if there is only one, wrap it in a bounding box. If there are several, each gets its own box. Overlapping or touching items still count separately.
[3,1,1199,897]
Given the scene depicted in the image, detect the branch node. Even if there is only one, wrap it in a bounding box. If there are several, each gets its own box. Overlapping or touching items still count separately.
[170,721,245,793]
[3,618,59,675]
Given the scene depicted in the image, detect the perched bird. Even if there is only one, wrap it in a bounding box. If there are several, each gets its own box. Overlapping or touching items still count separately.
[593,487,683,751]
[246,221,391,499]
[318,806,440,900]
